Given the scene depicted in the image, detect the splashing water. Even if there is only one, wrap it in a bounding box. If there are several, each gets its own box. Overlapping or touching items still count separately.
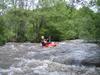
[0,40,100,75]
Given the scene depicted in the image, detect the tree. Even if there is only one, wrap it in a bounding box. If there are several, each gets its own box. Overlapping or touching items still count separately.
[0,16,6,45]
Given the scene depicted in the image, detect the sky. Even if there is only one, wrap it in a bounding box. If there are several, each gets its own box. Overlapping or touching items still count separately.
[66,0,98,12]
[0,0,99,13]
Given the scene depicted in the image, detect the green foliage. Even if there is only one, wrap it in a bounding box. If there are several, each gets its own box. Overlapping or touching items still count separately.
[3,9,35,42]
[0,1,100,44]
[97,0,100,6]
[0,16,6,45]
[94,13,100,42]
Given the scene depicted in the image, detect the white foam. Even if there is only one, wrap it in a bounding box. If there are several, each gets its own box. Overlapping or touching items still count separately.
[28,46,35,49]
[20,44,24,47]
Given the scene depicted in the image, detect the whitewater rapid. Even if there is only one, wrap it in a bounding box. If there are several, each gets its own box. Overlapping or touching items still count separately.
[0,39,100,75]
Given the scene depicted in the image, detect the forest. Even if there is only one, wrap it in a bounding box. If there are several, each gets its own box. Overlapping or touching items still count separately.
[0,0,100,45]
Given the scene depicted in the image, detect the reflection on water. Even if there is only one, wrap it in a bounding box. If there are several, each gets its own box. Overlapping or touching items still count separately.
[0,39,100,75]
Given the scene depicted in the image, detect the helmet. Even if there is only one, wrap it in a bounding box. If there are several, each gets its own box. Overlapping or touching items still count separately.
[41,36,44,39]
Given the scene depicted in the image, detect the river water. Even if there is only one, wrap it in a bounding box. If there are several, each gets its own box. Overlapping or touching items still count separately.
[0,39,100,75]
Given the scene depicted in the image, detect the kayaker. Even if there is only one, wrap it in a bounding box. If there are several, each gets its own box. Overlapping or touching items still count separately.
[41,36,48,47]
[41,36,57,47]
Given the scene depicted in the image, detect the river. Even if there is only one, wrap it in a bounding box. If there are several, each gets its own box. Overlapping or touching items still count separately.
[0,39,100,75]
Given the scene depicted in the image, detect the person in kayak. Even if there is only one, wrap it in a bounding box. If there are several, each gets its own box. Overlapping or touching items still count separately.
[41,36,48,47]
[41,36,57,47]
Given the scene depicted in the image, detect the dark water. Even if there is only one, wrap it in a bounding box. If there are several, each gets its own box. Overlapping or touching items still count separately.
[0,39,100,75]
